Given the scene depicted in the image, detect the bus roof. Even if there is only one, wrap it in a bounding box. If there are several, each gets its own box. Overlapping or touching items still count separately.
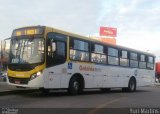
[48,26,155,57]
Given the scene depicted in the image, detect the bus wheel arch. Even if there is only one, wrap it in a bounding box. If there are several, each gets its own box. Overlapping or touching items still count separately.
[128,76,137,92]
[68,73,84,95]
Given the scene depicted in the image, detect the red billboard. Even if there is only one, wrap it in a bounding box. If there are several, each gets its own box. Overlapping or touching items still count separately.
[99,27,117,37]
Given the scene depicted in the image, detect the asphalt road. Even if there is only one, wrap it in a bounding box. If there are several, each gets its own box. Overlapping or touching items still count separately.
[0,85,160,114]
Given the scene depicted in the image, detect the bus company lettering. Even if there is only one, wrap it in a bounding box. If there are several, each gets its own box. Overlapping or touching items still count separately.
[79,65,101,72]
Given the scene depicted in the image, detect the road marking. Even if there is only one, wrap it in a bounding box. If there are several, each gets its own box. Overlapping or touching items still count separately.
[87,97,125,114]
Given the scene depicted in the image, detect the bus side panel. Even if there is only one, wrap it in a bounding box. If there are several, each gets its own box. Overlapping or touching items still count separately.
[42,62,155,89]
[137,69,155,86]
[43,64,66,89]
[65,62,95,88]
[102,66,132,88]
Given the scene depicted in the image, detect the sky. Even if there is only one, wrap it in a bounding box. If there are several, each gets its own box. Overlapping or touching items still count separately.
[0,0,160,60]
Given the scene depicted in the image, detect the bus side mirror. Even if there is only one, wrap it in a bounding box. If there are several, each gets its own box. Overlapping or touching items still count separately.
[52,42,56,52]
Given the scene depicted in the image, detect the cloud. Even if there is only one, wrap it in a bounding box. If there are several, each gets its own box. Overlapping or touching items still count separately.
[0,0,104,38]
[98,0,160,33]
[0,0,160,58]
[95,0,160,58]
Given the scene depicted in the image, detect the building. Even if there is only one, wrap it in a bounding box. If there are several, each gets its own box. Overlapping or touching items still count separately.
[90,36,116,45]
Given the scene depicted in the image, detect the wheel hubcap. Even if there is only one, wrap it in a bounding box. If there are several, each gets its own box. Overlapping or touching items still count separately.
[130,82,135,91]
[73,81,79,91]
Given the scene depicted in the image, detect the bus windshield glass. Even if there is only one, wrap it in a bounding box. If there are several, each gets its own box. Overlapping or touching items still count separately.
[9,38,44,64]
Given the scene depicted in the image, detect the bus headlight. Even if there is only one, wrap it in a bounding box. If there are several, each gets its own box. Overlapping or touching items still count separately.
[30,71,42,80]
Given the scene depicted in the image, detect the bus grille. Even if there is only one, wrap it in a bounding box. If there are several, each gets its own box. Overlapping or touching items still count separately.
[8,77,30,84]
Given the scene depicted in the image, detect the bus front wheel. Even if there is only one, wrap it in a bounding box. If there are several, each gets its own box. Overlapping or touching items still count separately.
[68,77,80,95]
[39,88,50,95]
[128,78,136,92]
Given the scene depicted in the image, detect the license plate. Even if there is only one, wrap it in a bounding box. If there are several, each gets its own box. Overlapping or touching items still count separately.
[15,80,20,84]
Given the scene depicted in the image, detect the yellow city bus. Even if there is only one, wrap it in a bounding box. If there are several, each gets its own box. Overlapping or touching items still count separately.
[7,26,155,95]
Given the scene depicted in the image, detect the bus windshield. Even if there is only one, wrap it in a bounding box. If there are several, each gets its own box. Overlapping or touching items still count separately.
[9,37,44,64]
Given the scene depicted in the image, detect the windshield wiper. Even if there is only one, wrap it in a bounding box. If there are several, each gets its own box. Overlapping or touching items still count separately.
[16,41,22,58]
[21,40,28,60]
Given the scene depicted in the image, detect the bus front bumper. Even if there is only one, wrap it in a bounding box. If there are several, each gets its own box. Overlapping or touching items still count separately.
[6,75,43,88]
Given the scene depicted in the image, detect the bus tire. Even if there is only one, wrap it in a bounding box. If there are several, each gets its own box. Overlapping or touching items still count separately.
[16,86,26,89]
[128,78,136,92]
[122,87,128,92]
[68,77,80,95]
[39,88,50,95]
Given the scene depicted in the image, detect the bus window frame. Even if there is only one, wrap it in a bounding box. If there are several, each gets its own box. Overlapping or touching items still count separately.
[129,52,139,68]
[90,43,107,64]
[119,50,129,67]
[69,37,90,62]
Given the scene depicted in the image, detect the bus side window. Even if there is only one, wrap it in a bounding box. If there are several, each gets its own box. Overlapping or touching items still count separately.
[91,44,106,64]
[69,38,89,62]
[120,50,129,67]
[130,52,138,68]
[147,56,154,69]
[139,55,146,69]
[108,47,119,65]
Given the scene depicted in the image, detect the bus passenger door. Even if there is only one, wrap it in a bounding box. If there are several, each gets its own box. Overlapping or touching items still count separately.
[43,69,60,88]
[44,32,67,88]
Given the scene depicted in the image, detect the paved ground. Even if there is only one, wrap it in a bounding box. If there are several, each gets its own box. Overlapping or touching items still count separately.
[0,81,16,91]
[1,80,160,93]
[0,83,160,114]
